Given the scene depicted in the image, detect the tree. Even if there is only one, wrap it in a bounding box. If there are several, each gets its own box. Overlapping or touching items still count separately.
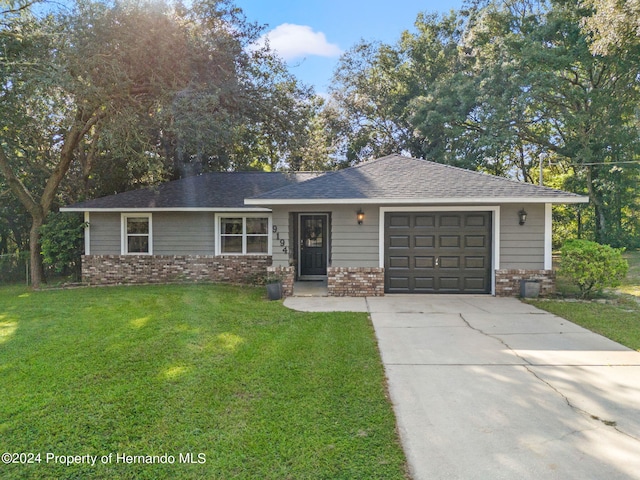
[328,41,408,163]
[410,0,640,243]
[1,0,92,288]
[286,96,338,171]
[580,0,640,55]
[0,182,30,255]
[327,12,463,165]
[1,0,316,287]
[326,10,532,171]
[326,0,639,244]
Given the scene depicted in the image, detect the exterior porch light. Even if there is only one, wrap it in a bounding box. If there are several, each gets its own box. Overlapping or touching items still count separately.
[518,208,527,226]
[357,209,365,225]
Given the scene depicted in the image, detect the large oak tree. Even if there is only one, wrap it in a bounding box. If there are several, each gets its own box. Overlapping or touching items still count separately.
[0,0,316,287]
[328,0,640,245]
[410,0,640,244]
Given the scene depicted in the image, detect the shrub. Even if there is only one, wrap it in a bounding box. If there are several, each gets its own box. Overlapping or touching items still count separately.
[40,212,86,280]
[559,239,629,299]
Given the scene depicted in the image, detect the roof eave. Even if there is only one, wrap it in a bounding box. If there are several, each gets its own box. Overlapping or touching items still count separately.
[244,196,589,206]
[60,207,273,213]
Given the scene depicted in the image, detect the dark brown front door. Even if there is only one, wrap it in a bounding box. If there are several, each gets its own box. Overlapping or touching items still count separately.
[384,211,492,293]
[300,214,327,277]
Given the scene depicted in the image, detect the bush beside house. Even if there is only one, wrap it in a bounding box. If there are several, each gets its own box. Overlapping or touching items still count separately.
[559,239,629,299]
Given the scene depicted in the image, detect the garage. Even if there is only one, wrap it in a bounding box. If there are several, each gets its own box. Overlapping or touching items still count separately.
[384,211,492,294]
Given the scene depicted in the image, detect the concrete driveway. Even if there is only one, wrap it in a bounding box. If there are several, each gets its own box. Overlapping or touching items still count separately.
[285,295,640,479]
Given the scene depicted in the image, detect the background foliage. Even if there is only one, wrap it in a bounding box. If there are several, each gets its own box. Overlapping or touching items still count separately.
[326,0,640,248]
[1,0,639,283]
[0,0,327,284]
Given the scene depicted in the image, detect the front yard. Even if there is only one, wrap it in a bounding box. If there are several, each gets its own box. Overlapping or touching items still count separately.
[0,284,408,479]
[529,250,640,351]
[3,252,637,479]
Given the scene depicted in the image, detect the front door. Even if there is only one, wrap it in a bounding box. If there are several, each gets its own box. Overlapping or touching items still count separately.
[299,214,328,278]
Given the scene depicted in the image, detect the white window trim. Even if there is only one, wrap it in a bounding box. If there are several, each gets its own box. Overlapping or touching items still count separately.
[215,213,272,256]
[544,203,553,270]
[121,213,153,255]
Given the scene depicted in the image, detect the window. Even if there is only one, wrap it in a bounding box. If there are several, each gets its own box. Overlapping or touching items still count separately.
[218,216,270,255]
[122,214,152,254]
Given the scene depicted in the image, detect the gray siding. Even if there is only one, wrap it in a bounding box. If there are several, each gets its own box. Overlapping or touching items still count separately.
[88,213,121,254]
[84,203,546,271]
[271,207,291,267]
[88,212,215,255]
[499,204,545,269]
[153,212,215,255]
[330,205,379,267]
[270,205,380,269]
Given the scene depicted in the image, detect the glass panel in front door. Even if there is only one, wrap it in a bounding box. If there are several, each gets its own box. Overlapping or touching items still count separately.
[304,218,324,248]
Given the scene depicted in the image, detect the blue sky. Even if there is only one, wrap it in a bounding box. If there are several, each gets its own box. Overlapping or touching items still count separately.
[235,0,463,95]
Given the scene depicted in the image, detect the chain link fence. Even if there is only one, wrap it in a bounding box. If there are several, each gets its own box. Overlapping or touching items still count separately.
[0,252,30,285]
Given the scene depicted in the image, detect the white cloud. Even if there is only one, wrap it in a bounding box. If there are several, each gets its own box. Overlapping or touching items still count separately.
[256,23,342,61]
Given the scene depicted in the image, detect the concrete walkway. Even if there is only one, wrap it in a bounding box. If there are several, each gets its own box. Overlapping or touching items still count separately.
[284,295,640,480]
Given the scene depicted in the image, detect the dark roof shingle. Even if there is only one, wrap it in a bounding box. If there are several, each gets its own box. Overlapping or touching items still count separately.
[247,155,587,203]
[64,172,318,210]
[63,155,587,211]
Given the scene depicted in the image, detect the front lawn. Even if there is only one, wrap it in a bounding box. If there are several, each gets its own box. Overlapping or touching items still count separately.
[619,250,640,297]
[527,297,640,351]
[530,250,640,352]
[0,284,408,479]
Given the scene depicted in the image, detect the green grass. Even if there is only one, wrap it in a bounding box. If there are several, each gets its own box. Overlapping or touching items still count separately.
[530,250,640,352]
[527,297,640,351]
[0,284,408,479]
[619,250,640,297]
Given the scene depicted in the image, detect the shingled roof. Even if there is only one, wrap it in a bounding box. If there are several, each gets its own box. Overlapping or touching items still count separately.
[62,171,318,211]
[63,155,587,212]
[246,155,588,205]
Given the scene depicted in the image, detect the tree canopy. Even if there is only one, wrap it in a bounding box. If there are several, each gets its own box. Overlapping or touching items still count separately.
[1,0,639,286]
[327,0,640,246]
[0,0,322,286]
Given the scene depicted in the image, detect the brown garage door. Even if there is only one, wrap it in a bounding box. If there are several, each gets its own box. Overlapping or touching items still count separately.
[384,212,492,294]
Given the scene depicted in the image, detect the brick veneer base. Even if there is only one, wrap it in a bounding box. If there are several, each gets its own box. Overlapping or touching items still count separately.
[495,269,555,297]
[266,266,295,298]
[83,257,554,298]
[82,255,271,286]
[328,267,385,297]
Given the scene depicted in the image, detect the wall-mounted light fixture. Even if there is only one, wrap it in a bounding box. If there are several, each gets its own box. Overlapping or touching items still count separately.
[357,209,365,225]
[518,208,528,226]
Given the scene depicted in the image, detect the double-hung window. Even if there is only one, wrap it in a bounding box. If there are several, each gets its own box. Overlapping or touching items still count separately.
[218,216,270,255]
[122,213,152,254]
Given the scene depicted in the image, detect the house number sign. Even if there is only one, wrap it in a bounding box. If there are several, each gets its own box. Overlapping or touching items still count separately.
[272,225,288,254]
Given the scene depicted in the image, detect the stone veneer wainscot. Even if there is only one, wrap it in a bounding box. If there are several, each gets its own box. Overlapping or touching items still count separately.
[82,255,271,285]
[327,267,385,297]
[82,257,556,298]
[266,266,295,298]
[495,269,555,297]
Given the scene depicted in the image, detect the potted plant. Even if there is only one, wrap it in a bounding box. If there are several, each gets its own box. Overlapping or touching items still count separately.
[266,275,283,300]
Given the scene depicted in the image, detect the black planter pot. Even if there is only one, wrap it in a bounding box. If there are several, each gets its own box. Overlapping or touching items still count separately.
[266,282,283,300]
